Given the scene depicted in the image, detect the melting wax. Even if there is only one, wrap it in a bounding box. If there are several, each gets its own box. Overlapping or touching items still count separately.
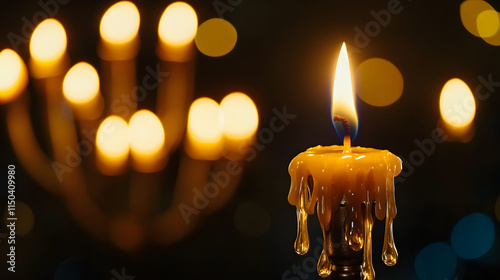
[288,145,401,279]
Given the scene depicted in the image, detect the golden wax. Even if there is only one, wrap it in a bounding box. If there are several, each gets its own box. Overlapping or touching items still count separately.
[288,145,402,279]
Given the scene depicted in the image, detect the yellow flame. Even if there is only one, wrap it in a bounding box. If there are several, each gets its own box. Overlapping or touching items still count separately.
[63,62,100,104]
[332,42,358,130]
[129,110,165,157]
[220,92,259,140]
[440,78,476,128]
[188,97,223,144]
[29,19,67,62]
[0,49,27,104]
[96,116,130,161]
[100,1,140,44]
[158,2,198,46]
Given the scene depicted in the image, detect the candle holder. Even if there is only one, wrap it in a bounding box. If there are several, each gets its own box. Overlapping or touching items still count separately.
[1,2,259,252]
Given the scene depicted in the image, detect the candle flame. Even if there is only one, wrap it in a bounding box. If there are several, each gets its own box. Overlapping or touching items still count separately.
[129,110,165,157]
[96,116,130,175]
[63,62,100,105]
[332,42,358,141]
[219,92,259,140]
[158,2,198,46]
[29,19,67,63]
[0,49,28,104]
[440,78,476,128]
[100,1,140,45]
[186,97,223,160]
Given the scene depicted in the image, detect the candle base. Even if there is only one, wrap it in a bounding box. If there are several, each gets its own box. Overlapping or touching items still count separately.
[328,203,364,280]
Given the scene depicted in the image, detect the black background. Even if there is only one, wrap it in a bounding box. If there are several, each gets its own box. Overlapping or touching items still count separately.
[1,0,500,279]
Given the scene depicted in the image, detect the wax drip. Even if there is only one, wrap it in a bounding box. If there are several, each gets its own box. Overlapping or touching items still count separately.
[294,178,310,255]
[382,177,398,266]
[346,204,364,251]
[362,201,375,280]
[288,145,402,280]
[317,224,333,277]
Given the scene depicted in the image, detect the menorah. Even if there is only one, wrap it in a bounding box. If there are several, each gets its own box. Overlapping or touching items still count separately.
[0,1,258,251]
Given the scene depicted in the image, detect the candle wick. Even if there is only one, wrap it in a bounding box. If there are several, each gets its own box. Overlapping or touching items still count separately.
[333,115,351,153]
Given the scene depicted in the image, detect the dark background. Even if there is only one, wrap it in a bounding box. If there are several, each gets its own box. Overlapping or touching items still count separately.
[1,0,500,279]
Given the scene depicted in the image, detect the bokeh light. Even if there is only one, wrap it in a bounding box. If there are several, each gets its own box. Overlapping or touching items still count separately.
[355,58,404,107]
[3,201,34,236]
[158,2,198,46]
[414,242,457,280]
[451,213,495,259]
[63,62,100,104]
[0,49,27,104]
[96,116,130,161]
[195,18,237,57]
[187,97,223,144]
[219,92,259,140]
[100,1,140,45]
[477,9,500,38]
[233,202,271,237]
[129,110,165,157]
[439,78,476,128]
[460,0,496,37]
[186,97,223,160]
[29,19,67,62]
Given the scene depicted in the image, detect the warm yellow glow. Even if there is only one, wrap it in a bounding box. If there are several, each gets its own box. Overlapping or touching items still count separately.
[355,58,403,107]
[100,1,140,44]
[332,43,358,131]
[440,78,476,128]
[63,62,100,104]
[96,116,130,160]
[187,97,223,144]
[0,49,27,104]
[477,9,500,38]
[195,18,237,57]
[129,110,165,156]
[158,2,198,46]
[220,92,259,140]
[29,19,67,62]
[460,0,496,37]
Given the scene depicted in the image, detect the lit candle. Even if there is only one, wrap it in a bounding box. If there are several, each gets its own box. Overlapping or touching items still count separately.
[95,115,130,175]
[185,97,224,160]
[0,48,60,193]
[128,110,166,172]
[438,78,476,142]
[99,1,140,119]
[29,19,69,79]
[219,92,259,160]
[62,62,104,120]
[156,2,197,155]
[288,43,402,279]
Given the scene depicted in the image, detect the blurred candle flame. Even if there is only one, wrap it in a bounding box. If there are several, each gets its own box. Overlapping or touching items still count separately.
[29,19,67,63]
[220,92,259,140]
[100,1,140,45]
[129,110,166,172]
[186,97,223,160]
[96,116,130,175]
[440,78,476,128]
[0,49,28,104]
[439,78,476,142]
[63,62,100,104]
[332,42,358,141]
[158,2,197,47]
[63,62,103,120]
